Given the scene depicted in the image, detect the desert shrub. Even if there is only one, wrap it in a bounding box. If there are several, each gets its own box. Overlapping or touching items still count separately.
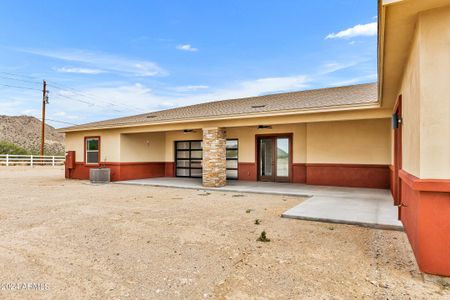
[257,230,270,242]
[0,140,31,155]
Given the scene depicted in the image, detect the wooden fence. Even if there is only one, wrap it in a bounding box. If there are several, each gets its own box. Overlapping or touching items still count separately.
[0,154,65,166]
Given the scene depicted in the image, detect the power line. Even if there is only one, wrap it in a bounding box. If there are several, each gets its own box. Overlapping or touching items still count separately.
[51,90,125,112]
[0,71,40,80]
[0,72,125,113]
[0,71,86,127]
[32,116,79,126]
[45,118,79,126]
[1,70,145,112]
[47,82,144,113]
[0,70,146,114]
[0,75,42,85]
[52,93,123,113]
[0,83,42,91]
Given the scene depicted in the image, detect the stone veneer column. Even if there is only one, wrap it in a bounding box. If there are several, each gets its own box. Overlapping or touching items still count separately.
[202,127,227,187]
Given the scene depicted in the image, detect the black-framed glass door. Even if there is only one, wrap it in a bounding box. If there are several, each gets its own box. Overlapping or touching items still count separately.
[175,141,203,178]
[257,136,290,182]
[175,140,239,179]
[226,140,238,180]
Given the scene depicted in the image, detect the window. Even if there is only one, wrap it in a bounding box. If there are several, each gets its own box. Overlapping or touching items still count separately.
[226,139,238,179]
[86,137,100,164]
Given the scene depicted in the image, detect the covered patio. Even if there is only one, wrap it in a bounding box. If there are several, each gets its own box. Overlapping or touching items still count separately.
[114,177,402,231]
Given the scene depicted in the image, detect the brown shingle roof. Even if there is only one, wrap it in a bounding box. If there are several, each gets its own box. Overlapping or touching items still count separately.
[61,82,378,132]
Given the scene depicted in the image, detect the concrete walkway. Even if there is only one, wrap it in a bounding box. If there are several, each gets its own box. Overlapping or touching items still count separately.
[115,177,402,230]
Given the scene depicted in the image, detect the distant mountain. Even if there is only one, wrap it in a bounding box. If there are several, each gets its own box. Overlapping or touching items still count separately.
[0,115,65,155]
[277,148,289,158]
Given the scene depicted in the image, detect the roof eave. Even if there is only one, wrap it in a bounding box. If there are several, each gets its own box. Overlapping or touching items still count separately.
[59,102,381,133]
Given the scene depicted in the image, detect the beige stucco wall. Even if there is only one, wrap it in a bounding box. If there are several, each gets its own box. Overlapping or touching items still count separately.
[120,132,165,162]
[164,130,203,162]
[163,120,387,164]
[306,119,391,164]
[65,118,391,165]
[226,124,306,163]
[64,106,393,165]
[395,5,450,179]
[399,23,421,177]
[65,129,121,163]
[418,6,450,179]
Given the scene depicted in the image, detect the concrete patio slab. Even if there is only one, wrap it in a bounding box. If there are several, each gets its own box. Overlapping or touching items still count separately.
[282,195,403,231]
[116,177,314,197]
[115,177,403,230]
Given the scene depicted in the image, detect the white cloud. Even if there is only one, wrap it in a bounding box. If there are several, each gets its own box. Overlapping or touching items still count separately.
[174,85,209,92]
[54,67,105,74]
[42,75,309,124]
[175,75,309,105]
[176,44,198,52]
[0,92,37,116]
[21,109,39,116]
[52,111,80,120]
[237,75,308,95]
[44,66,353,124]
[57,83,169,112]
[53,111,66,116]
[318,62,359,75]
[0,54,371,128]
[175,60,369,104]
[329,73,377,87]
[326,22,377,39]
[19,48,167,77]
[159,101,176,108]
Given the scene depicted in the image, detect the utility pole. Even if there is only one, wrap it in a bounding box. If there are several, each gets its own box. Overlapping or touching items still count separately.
[40,80,48,156]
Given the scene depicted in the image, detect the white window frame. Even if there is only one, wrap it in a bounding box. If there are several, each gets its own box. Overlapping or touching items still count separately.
[85,137,100,165]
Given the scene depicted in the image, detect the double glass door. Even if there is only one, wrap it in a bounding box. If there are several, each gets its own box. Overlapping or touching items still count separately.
[258,136,290,182]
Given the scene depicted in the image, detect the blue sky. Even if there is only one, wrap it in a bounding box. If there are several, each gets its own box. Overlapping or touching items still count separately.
[0,0,377,128]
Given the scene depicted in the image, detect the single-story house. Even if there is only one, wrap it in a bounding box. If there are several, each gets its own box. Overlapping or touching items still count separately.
[62,83,391,188]
[60,0,450,277]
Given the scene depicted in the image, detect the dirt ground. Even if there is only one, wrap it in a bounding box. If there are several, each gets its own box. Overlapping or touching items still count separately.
[0,167,448,299]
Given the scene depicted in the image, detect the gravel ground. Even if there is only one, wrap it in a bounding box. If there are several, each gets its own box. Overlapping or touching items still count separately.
[0,167,448,299]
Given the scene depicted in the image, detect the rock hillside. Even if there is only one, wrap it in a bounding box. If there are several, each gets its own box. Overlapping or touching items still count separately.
[0,115,65,155]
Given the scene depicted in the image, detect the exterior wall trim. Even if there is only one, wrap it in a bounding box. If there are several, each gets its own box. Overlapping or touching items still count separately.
[99,161,167,165]
[306,163,390,189]
[398,168,450,277]
[305,163,388,168]
[399,169,450,193]
[67,158,390,190]
[69,161,166,182]
[238,162,257,181]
